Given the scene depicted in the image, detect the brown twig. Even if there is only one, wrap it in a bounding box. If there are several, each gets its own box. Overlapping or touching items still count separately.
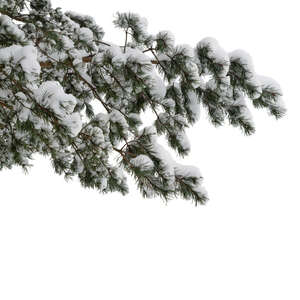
[0,100,12,109]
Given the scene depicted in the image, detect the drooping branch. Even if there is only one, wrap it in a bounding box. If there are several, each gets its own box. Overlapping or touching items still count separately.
[0,2,285,203]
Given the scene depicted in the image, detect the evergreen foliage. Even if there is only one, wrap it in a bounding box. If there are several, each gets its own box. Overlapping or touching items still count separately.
[0,0,285,204]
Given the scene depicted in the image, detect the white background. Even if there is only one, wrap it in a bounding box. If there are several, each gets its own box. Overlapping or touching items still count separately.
[0,0,299,299]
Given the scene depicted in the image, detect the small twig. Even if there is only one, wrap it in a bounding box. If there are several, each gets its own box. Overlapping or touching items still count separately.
[124,28,129,54]
[0,100,12,109]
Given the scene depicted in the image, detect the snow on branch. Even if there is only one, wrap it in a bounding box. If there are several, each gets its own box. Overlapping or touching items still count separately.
[0,1,285,203]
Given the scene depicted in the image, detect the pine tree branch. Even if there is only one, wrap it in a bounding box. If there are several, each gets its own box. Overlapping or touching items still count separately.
[0,9,30,23]
[113,146,164,195]
[66,58,111,113]
[0,3,284,202]
[125,65,174,137]
[150,48,168,75]
[124,29,128,54]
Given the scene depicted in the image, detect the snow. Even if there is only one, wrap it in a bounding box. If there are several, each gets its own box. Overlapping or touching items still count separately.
[256,75,285,113]
[35,81,76,115]
[108,45,127,66]
[0,45,41,78]
[185,60,202,88]
[18,45,41,75]
[29,113,49,130]
[61,35,74,50]
[140,126,205,195]
[78,27,94,42]
[149,136,176,186]
[34,81,82,136]
[15,92,27,101]
[0,15,25,41]
[156,52,171,61]
[89,127,105,145]
[146,71,166,100]
[18,105,31,122]
[130,154,154,171]
[206,78,218,90]
[112,166,127,186]
[174,163,202,180]
[130,13,148,41]
[177,44,194,59]
[197,37,230,76]
[126,47,152,65]
[127,113,142,124]
[96,44,152,68]
[94,45,166,103]
[113,12,149,43]
[155,31,175,52]
[137,16,148,38]
[231,95,254,125]
[74,155,84,173]
[176,131,191,153]
[162,98,175,109]
[256,75,282,95]
[229,49,255,74]
[65,11,103,41]
[0,4,284,204]
[229,50,263,99]
[98,177,108,192]
[95,113,110,125]
[174,114,187,127]
[62,112,82,137]
[109,110,128,130]
[186,90,200,122]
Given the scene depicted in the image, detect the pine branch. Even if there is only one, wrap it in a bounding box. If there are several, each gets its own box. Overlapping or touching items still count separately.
[0,1,285,203]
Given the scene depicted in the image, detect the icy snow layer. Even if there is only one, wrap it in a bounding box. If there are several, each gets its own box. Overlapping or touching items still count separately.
[130,155,154,171]
[176,131,191,153]
[61,35,75,50]
[0,45,40,78]
[61,113,82,137]
[0,15,25,41]
[186,90,200,122]
[230,50,255,74]
[196,37,230,76]
[99,44,152,66]
[177,44,194,59]
[256,75,282,95]
[34,81,82,136]
[146,71,166,100]
[109,110,128,130]
[77,27,94,42]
